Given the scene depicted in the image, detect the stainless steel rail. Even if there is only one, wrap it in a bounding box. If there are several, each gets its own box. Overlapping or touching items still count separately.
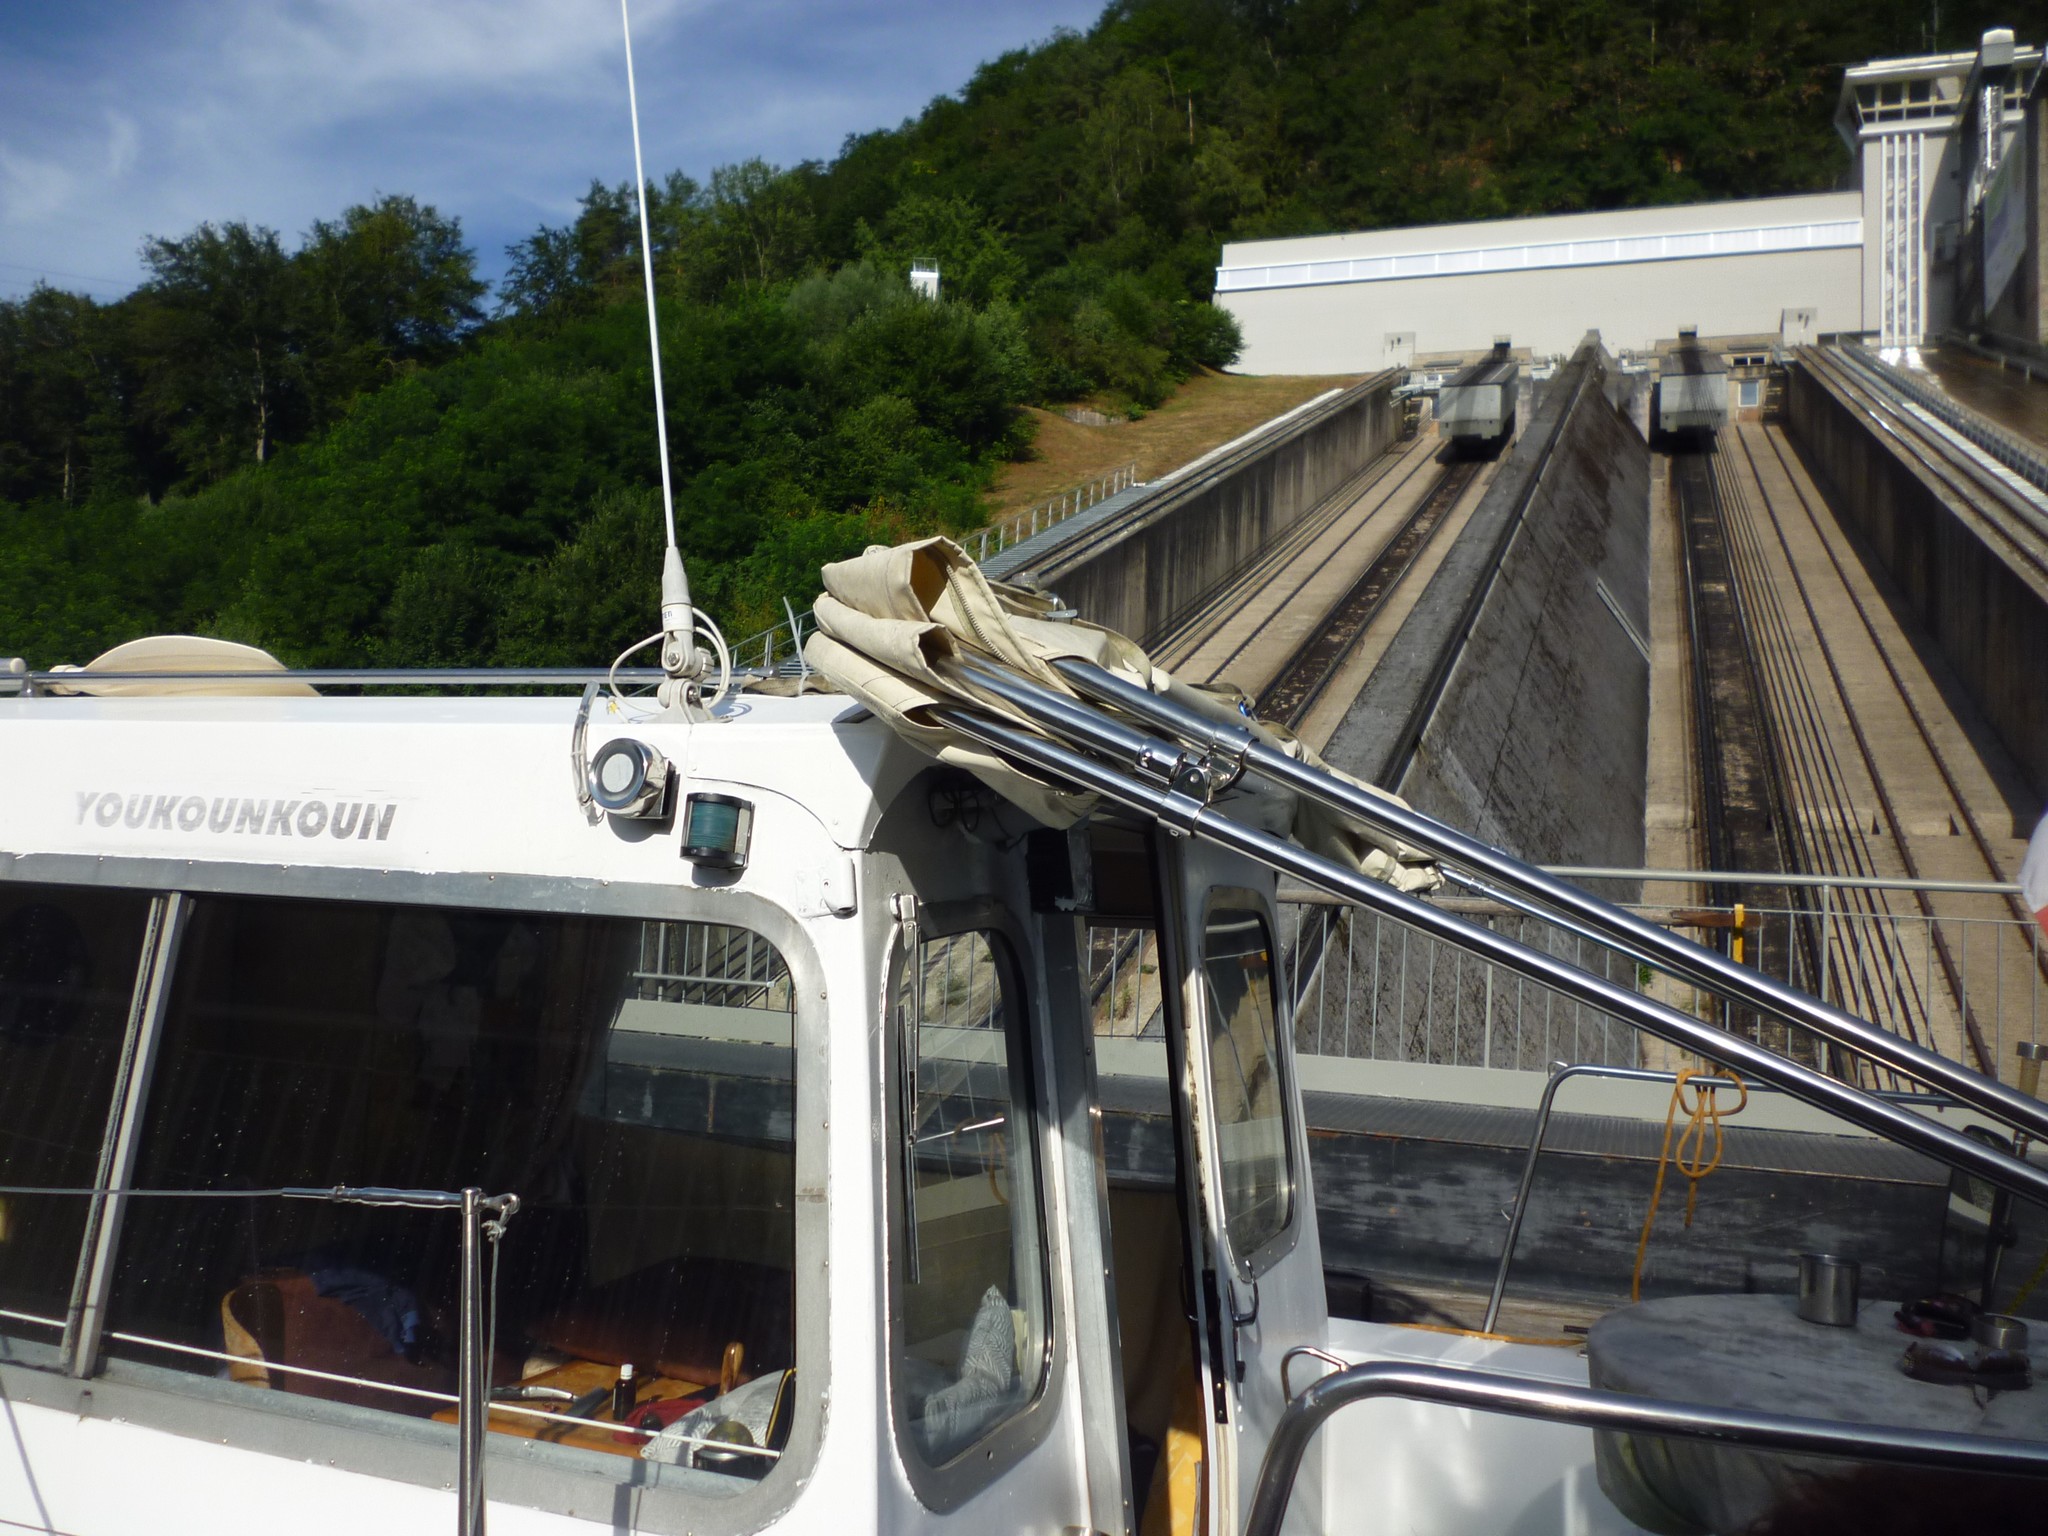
[1478,1064,1957,1334]
[1544,864,2023,897]
[1044,656,2048,1145]
[5,667,665,693]
[0,1181,517,1536]
[1481,1063,1738,1333]
[926,684,2048,1205]
[1243,1360,2048,1536]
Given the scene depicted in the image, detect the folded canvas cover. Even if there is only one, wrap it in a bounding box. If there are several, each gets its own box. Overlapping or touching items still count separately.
[804,537,1440,893]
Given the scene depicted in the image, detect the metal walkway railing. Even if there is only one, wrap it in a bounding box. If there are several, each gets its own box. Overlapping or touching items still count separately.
[1242,1360,2048,1536]
[1286,866,2042,1086]
[1833,342,2048,504]
[971,461,1141,564]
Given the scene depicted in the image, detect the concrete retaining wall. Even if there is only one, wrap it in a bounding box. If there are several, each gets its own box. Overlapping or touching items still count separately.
[1100,1094,1963,1312]
[1328,342,1653,872]
[1304,1113,1952,1307]
[1786,360,2048,802]
[1009,373,1402,647]
[1304,343,1652,1069]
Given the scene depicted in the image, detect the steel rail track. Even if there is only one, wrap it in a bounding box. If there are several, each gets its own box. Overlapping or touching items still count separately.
[1705,441,1941,1059]
[1752,419,2048,949]
[1734,423,2045,1066]
[1254,458,1482,727]
[1150,436,1435,670]
[1790,355,2048,939]
[1708,434,1949,1068]
[1670,452,1815,1057]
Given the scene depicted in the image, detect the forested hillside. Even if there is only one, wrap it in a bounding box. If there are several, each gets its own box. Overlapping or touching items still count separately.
[0,0,2010,667]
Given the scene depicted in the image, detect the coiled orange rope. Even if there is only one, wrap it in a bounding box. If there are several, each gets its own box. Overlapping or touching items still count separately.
[1631,1065,1747,1302]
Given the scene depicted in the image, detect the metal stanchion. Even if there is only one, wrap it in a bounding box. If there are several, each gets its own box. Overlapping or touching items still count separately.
[457,1188,519,1536]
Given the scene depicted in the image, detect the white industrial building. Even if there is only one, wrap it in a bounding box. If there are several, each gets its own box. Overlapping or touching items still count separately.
[1216,30,2043,372]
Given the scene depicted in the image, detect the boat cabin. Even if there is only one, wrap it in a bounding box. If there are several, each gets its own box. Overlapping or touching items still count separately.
[0,683,1335,1536]
[2,654,2045,1536]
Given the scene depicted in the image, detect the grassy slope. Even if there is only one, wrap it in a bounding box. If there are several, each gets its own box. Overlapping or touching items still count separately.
[989,369,1365,515]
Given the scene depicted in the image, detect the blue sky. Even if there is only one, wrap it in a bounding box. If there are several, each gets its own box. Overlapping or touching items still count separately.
[0,0,1106,302]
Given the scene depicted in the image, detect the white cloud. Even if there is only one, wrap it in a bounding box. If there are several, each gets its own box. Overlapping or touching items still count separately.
[0,0,1104,299]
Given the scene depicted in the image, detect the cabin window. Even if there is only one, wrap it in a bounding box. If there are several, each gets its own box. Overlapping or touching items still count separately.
[891,926,1050,1470]
[1199,900,1294,1272]
[0,884,153,1347]
[101,893,801,1494]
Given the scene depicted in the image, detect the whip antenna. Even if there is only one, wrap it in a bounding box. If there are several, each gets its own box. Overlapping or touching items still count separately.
[619,0,709,707]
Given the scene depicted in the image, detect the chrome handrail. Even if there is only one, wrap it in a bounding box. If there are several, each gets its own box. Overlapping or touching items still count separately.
[1280,1345,1348,1402]
[6,667,666,694]
[0,1181,517,1536]
[1479,1063,1958,1333]
[1245,1359,2048,1536]
[1540,864,2023,897]
[924,683,2048,1206]
[1045,656,2048,1147]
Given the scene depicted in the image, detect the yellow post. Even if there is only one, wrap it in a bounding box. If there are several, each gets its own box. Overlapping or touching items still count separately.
[1731,903,1745,966]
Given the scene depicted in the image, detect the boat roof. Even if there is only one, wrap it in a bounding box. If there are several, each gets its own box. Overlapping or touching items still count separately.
[0,689,923,892]
[1444,354,1517,389]
[1660,344,1729,377]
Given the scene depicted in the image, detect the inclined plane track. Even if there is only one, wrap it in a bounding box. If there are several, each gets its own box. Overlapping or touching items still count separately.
[1086,429,1493,1030]
[1150,434,1440,670]
[1670,450,1812,1056]
[1256,458,1483,727]
[1701,419,2046,1077]
[1156,434,1496,738]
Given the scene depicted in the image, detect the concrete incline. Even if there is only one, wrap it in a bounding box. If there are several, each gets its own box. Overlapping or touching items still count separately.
[1157,433,1495,701]
[1147,432,1427,670]
[995,371,1404,647]
[1791,348,2048,801]
[1290,454,1495,753]
[1705,422,2042,1079]
[1328,345,1653,877]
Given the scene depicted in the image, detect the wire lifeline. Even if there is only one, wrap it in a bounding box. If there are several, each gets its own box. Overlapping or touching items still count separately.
[1630,1065,1748,1302]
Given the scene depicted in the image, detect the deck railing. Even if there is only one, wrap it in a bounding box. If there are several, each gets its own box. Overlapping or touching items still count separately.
[1086,868,2042,1087]
[1284,867,2042,1086]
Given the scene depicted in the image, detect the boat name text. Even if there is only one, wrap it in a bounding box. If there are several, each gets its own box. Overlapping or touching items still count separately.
[74,793,398,841]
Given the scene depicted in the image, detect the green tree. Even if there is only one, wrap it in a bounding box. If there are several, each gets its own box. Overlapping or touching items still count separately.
[134,222,306,481]
[707,159,819,292]
[0,287,143,505]
[855,193,1026,307]
[298,194,485,416]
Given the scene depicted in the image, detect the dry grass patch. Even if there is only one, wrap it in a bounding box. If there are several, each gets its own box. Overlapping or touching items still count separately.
[988,369,1363,516]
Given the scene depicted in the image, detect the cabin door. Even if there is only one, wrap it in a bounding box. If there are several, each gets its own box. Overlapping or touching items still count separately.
[1155,837,1328,1536]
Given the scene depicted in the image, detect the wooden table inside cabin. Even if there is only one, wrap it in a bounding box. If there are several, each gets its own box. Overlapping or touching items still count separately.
[1586,1293,2048,1534]
[432,1359,707,1458]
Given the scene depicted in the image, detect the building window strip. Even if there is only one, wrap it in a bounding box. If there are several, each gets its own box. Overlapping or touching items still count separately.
[1215,220,1863,293]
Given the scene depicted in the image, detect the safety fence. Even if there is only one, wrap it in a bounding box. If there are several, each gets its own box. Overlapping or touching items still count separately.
[731,605,815,678]
[1839,343,2048,504]
[1089,868,2043,1087]
[972,462,1141,564]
